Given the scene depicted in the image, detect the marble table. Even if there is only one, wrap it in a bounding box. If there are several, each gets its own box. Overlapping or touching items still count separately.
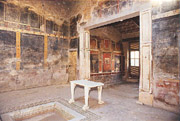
[69,80,104,110]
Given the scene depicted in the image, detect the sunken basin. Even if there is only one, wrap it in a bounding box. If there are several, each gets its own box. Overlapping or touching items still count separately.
[1,102,85,121]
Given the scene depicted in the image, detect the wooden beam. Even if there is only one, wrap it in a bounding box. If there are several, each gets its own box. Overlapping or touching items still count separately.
[152,9,180,20]
[131,19,139,28]
[122,32,139,39]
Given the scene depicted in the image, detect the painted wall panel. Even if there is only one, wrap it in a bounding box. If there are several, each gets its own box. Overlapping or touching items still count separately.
[0,30,16,70]
[114,54,121,72]
[90,54,99,73]
[21,33,44,69]
[103,53,111,72]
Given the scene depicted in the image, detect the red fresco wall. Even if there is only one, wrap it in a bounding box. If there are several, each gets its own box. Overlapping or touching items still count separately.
[90,39,97,49]
[104,40,110,49]
[90,36,124,86]
[103,53,111,72]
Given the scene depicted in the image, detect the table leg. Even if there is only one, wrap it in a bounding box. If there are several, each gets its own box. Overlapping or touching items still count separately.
[83,86,90,110]
[98,86,104,104]
[69,83,76,104]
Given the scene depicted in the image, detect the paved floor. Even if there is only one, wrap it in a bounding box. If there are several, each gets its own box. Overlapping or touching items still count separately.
[0,83,179,121]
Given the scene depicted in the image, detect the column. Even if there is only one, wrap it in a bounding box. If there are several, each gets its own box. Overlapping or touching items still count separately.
[79,29,85,79]
[79,29,90,80]
[139,9,153,106]
[85,30,90,79]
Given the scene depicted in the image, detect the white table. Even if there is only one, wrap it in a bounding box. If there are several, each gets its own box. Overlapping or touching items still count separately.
[69,80,104,110]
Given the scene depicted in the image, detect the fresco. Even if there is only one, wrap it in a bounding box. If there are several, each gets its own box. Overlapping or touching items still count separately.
[90,39,97,49]
[103,53,111,72]
[112,41,115,51]
[114,55,121,72]
[0,30,16,70]
[21,33,44,69]
[104,40,110,49]
[90,53,99,73]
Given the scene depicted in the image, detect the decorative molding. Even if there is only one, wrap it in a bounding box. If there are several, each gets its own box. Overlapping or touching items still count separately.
[0,26,69,39]
[70,36,79,39]
[152,9,180,20]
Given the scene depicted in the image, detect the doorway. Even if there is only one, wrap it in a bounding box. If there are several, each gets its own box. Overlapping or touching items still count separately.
[89,16,140,87]
[79,9,153,105]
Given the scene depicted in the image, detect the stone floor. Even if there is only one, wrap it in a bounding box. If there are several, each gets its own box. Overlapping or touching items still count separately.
[0,83,179,121]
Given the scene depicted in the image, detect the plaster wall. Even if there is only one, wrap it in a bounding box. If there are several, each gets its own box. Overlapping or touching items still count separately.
[0,2,69,92]
[152,0,180,113]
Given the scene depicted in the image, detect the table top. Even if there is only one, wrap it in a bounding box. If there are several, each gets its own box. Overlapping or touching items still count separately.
[70,80,104,88]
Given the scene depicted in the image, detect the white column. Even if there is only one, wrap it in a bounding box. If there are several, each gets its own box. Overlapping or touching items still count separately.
[139,9,152,92]
[79,29,90,80]
[79,29,85,79]
[85,31,90,79]
[139,9,153,106]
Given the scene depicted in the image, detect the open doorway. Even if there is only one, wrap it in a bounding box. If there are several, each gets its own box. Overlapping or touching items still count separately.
[79,9,152,106]
[89,16,140,87]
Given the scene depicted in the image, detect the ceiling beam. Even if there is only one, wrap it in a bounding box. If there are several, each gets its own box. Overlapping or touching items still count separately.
[131,19,139,28]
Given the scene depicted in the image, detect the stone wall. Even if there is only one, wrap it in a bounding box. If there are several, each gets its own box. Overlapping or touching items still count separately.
[0,2,69,92]
[152,0,180,112]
